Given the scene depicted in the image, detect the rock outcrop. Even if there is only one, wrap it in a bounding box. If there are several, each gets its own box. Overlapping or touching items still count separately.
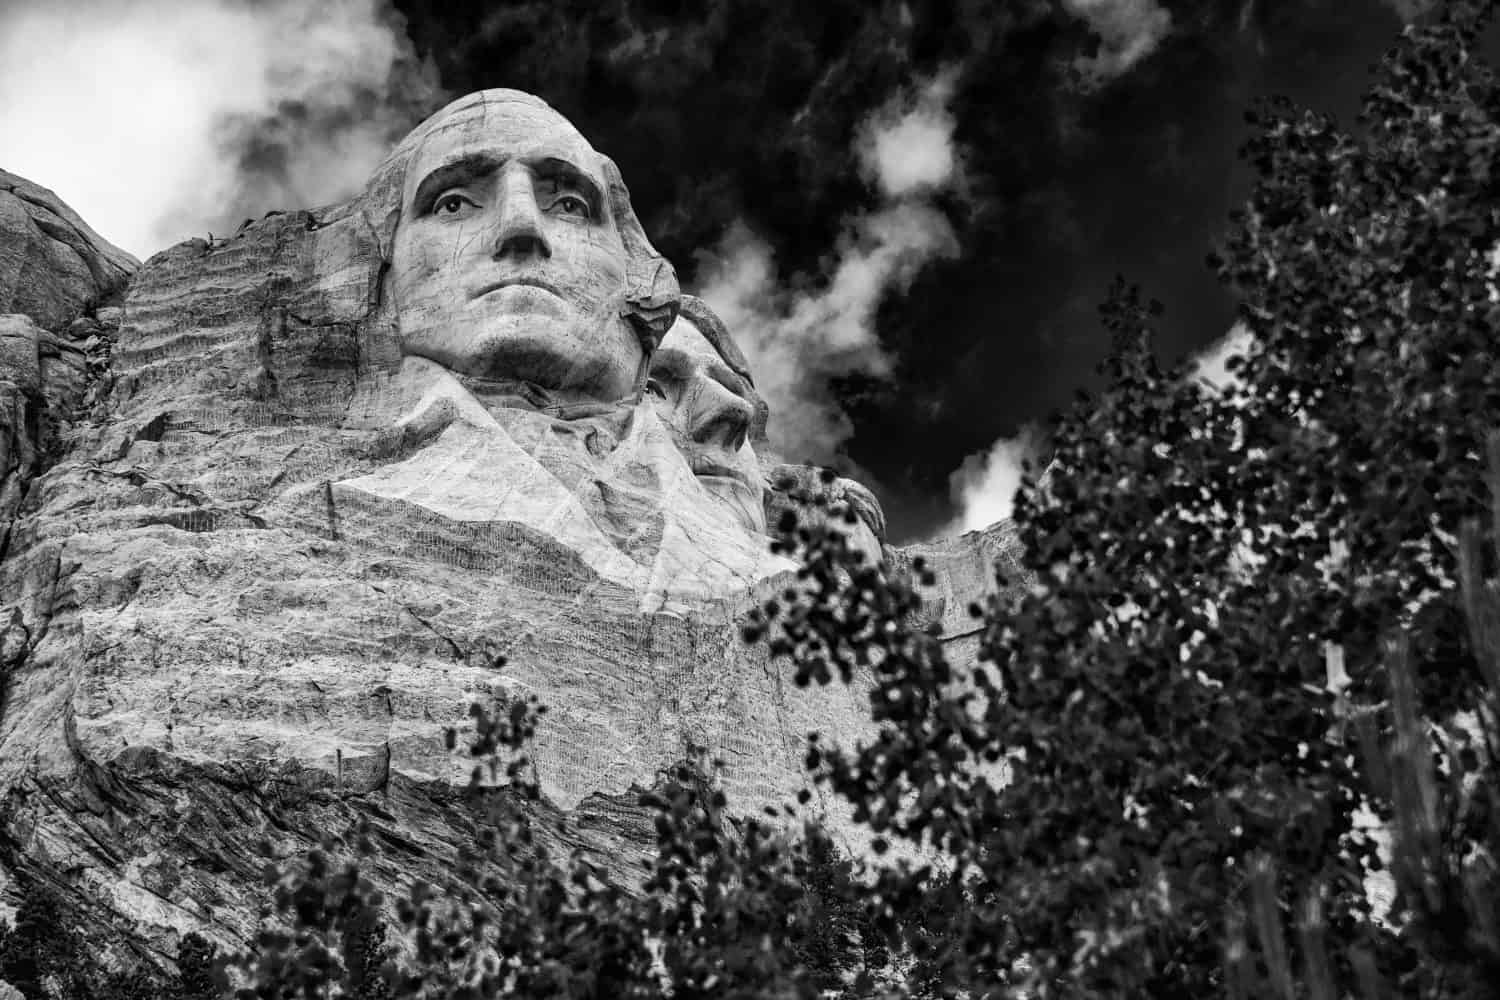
[0,169,136,332]
[0,169,137,534]
[0,91,1019,974]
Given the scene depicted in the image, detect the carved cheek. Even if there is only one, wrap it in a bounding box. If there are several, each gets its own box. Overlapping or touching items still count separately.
[680,378,707,426]
[592,229,628,288]
[550,229,627,315]
[648,394,677,432]
[395,228,437,291]
[434,223,469,265]
[582,227,628,295]
[390,233,416,310]
[410,235,441,284]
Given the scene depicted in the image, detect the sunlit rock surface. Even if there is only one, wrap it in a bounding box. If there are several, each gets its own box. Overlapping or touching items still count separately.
[0,93,1019,970]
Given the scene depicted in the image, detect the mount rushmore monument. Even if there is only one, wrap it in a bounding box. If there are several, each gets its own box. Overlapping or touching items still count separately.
[0,90,1019,962]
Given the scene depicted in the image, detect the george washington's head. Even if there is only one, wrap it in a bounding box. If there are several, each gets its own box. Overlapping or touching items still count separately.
[362,90,678,402]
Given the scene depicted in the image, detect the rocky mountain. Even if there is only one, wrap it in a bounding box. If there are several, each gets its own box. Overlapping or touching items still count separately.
[0,92,1019,976]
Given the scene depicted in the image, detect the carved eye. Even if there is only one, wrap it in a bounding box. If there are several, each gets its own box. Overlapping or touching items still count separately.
[645,378,668,399]
[551,194,591,219]
[433,192,476,217]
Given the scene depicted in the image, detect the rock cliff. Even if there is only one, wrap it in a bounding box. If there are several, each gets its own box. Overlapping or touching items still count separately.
[0,91,1020,974]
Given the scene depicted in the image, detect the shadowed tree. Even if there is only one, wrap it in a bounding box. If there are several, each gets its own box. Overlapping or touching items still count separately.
[751,1,1500,995]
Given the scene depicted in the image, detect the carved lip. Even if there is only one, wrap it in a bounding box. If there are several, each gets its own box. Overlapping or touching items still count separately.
[471,276,564,300]
[689,454,752,484]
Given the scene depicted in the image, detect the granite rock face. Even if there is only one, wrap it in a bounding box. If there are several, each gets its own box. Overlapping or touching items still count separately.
[0,92,1020,973]
[0,169,137,333]
[0,170,136,534]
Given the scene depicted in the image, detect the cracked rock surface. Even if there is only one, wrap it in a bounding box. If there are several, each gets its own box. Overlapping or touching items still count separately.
[0,165,1020,974]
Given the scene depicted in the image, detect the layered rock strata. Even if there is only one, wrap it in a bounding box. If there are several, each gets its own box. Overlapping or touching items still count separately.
[0,92,1019,972]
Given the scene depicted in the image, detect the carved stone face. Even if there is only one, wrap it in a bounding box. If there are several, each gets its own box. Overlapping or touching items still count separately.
[390,98,641,402]
[649,315,766,533]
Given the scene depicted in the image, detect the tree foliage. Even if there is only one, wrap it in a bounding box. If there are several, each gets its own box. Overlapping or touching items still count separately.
[756,1,1500,994]
[201,683,881,1000]
[0,885,220,999]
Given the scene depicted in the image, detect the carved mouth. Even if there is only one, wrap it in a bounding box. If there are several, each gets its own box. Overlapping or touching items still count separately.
[472,277,563,300]
[689,455,743,480]
[688,456,762,502]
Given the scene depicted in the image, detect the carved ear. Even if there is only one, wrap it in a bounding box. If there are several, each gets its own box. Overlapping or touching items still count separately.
[601,155,679,353]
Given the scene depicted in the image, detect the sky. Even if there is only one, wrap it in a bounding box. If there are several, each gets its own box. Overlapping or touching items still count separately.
[0,0,1461,542]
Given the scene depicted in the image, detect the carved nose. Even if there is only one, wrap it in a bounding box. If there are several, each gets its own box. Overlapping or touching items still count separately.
[688,379,752,451]
[493,172,551,261]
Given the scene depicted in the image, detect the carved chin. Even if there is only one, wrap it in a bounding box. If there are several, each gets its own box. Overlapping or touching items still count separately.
[404,310,635,391]
[463,328,610,383]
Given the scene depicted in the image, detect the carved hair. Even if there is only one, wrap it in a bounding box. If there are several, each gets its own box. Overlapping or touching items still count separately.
[673,294,769,448]
[359,89,680,354]
[674,295,753,386]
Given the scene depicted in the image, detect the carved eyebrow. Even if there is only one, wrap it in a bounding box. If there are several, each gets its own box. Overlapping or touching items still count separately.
[709,363,754,400]
[410,153,503,213]
[527,156,607,218]
[409,151,608,219]
[651,348,753,400]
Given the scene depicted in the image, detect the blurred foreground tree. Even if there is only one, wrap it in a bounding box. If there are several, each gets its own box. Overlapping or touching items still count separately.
[216,690,873,999]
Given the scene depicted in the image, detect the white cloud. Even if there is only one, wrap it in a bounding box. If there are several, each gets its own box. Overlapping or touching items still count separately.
[697,70,963,465]
[941,321,1254,539]
[0,0,439,259]
[1061,0,1173,83]
[1380,0,1437,21]
[855,67,960,198]
[945,424,1044,534]
[1190,321,1253,391]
